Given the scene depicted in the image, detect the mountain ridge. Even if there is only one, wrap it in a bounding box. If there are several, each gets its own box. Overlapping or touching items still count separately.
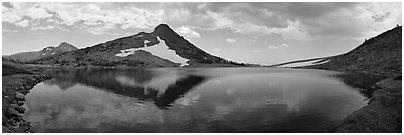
[31,24,245,67]
[5,42,78,62]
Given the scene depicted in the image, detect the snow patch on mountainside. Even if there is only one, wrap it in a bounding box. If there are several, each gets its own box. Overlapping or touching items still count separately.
[115,48,137,57]
[315,60,330,65]
[115,37,189,66]
[279,59,330,67]
[144,40,151,44]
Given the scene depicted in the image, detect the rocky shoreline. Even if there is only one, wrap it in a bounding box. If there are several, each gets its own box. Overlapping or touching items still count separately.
[2,74,53,133]
[332,76,402,132]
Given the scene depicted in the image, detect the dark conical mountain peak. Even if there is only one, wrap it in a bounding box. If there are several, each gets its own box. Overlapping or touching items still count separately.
[150,24,237,65]
[57,42,78,51]
[153,24,179,37]
[59,42,76,48]
[154,24,171,31]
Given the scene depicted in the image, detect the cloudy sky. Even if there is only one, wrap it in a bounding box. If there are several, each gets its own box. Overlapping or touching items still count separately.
[2,2,402,64]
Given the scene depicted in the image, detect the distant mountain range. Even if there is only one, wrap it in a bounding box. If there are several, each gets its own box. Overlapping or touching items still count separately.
[29,24,244,67]
[272,26,402,77]
[5,24,400,71]
[4,42,78,62]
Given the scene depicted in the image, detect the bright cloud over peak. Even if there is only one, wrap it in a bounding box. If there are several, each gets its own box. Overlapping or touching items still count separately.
[174,26,201,40]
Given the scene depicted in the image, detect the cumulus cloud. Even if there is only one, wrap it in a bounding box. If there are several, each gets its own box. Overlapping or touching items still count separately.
[201,10,285,36]
[280,43,290,48]
[163,2,401,41]
[15,19,30,27]
[268,45,279,49]
[2,2,164,35]
[2,2,401,39]
[30,25,55,31]
[2,7,23,24]
[174,26,201,39]
[24,5,53,20]
[268,43,290,49]
[226,38,236,43]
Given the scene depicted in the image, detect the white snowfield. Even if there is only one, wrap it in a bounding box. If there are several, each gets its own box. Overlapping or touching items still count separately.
[278,59,330,68]
[115,36,190,66]
[144,40,151,44]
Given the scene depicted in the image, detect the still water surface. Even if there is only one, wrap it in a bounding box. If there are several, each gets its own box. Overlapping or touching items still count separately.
[24,68,383,132]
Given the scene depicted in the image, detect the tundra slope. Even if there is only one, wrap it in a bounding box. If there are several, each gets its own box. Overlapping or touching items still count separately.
[306,26,402,77]
[273,26,401,78]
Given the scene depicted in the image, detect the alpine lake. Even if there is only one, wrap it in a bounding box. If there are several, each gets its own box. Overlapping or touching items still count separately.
[23,67,384,132]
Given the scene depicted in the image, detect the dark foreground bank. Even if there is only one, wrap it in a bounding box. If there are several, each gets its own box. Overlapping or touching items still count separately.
[304,64,402,133]
[2,60,53,133]
[2,74,53,133]
[333,76,402,132]
[301,66,401,132]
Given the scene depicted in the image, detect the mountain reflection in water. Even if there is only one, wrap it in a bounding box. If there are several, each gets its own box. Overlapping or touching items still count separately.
[24,68,384,132]
[42,68,206,109]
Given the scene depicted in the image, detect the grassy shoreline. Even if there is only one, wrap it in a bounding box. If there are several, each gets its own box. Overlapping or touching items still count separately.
[298,64,401,132]
[332,76,402,132]
[2,74,53,133]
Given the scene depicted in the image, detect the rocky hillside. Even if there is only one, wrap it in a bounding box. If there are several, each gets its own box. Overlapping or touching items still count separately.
[280,26,401,77]
[5,42,78,62]
[32,24,243,67]
[152,24,228,65]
